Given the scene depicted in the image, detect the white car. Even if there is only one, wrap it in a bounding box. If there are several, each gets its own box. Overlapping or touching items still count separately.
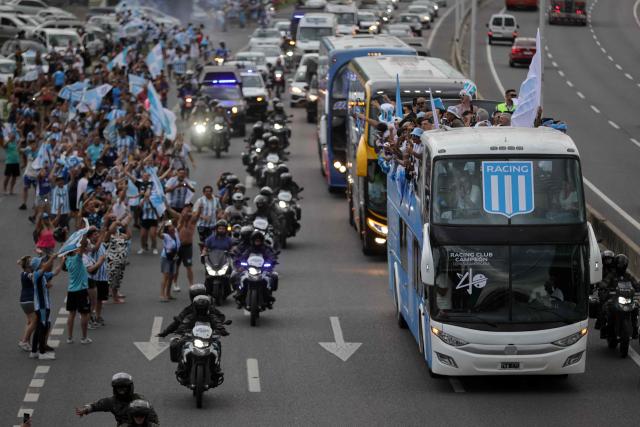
[249,43,283,68]
[0,57,16,83]
[383,23,414,37]
[0,12,36,40]
[407,5,432,28]
[86,14,118,32]
[35,8,77,22]
[139,7,180,28]
[35,28,80,53]
[271,19,290,37]
[9,49,49,74]
[240,71,269,118]
[487,13,518,44]
[249,27,282,48]
[235,51,269,76]
[357,11,379,33]
[289,64,311,107]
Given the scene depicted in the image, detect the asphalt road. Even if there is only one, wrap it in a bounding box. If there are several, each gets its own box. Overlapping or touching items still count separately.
[468,0,640,243]
[3,2,640,426]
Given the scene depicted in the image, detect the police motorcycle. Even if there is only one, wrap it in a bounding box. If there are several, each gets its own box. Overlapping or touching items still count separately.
[243,139,265,175]
[238,253,277,326]
[259,153,284,189]
[267,104,292,148]
[252,216,279,250]
[211,115,229,158]
[204,250,234,306]
[273,66,285,97]
[275,188,301,248]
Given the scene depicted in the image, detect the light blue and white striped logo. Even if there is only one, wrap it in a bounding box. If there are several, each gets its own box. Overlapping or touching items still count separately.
[482,161,534,218]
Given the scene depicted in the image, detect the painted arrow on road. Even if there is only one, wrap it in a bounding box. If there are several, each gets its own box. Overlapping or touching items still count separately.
[134,316,170,361]
[319,316,362,362]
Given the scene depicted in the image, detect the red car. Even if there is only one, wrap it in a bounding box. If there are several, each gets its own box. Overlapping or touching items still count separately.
[509,37,536,67]
[506,0,538,9]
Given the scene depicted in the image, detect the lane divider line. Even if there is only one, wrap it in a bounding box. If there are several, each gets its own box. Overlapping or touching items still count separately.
[566,81,574,87]
[558,70,565,77]
[608,120,620,130]
[427,0,459,50]
[630,138,640,148]
[590,105,600,113]
[247,358,261,392]
[576,91,585,99]
[634,0,640,29]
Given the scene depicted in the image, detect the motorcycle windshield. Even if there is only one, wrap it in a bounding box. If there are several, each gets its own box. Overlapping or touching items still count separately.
[207,250,228,268]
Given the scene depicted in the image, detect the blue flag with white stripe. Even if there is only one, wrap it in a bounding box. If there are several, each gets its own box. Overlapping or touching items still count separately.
[146,166,166,217]
[128,74,146,96]
[395,74,403,120]
[127,179,140,207]
[482,161,534,218]
[107,47,129,71]
[429,89,440,129]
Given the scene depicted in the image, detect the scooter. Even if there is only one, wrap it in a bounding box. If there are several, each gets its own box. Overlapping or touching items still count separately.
[204,249,233,306]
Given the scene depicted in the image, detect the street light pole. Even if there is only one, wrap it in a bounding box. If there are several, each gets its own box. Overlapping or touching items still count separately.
[470,0,477,81]
[455,0,460,39]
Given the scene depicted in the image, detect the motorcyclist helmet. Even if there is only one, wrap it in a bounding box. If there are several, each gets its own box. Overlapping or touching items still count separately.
[261,132,273,141]
[189,284,207,302]
[280,172,292,187]
[233,183,246,194]
[259,186,273,199]
[615,254,629,276]
[240,225,254,241]
[267,135,280,148]
[192,294,212,317]
[254,194,268,210]
[226,174,239,187]
[232,192,244,204]
[276,164,289,174]
[274,102,285,114]
[128,399,152,419]
[271,97,280,105]
[250,230,265,246]
[111,372,134,399]
[602,250,615,271]
[186,69,194,76]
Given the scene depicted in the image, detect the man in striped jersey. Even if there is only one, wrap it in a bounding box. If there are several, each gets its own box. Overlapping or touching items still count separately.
[84,228,109,329]
[51,175,71,229]
[165,168,194,212]
[138,190,159,255]
[192,185,221,248]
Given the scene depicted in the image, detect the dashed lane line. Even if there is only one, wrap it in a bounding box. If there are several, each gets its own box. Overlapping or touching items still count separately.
[590,105,600,113]
[576,91,585,99]
[566,81,574,87]
[247,358,261,392]
[630,138,640,148]
[615,64,622,70]
[608,120,620,130]
[558,70,565,77]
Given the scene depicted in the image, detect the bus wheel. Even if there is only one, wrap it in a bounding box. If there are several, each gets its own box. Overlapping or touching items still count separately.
[362,230,376,256]
[348,192,355,227]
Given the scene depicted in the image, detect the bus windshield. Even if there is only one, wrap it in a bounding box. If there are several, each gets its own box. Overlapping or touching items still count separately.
[336,12,356,25]
[432,244,588,327]
[367,161,387,215]
[298,26,334,42]
[431,157,585,225]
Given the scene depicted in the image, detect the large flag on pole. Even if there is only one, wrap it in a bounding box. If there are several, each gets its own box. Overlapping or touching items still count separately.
[429,89,440,129]
[145,166,167,217]
[107,46,129,71]
[511,29,542,128]
[146,42,164,78]
[128,74,146,96]
[395,74,403,119]
[58,227,91,257]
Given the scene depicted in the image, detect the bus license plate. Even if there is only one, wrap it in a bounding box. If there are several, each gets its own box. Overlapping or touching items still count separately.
[500,362,520,370]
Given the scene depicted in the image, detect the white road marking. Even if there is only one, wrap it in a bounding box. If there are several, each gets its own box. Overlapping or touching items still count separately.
[608,120,620,129]
[576,91,585,99]
[595,40,600,46]
[54,317,66,325]
[546,52,553,59]
[566,81,574,87]
[584,178,640,232]
[486,43,505,95]
[17,408,33,418]
[558,70,565,77]
[592,34,597,40]
[628,347,640,367]
[243,309,250,316]
[49,328,64,336]
[58,308,68,315]
[600,47,606,53]
[29,379,45,388]
[625,73,633,80]
[48,339,60,348]
[551,60,558,67]
[23,393,39,403]
[427,0,459,50]
[246,358,261,392]
[615,64,623,70]
[590,105,600,113]
[607,55,613,61]
[449,378,465,392]
[630,138,640,148]
[133,316,170,361]
[34,366,49,375]
[634,0,640,29]
[590,28,594,33]
[244,175,254,189]
[637,83,640,88]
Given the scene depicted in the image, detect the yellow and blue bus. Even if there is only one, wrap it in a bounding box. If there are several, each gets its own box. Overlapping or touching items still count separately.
[345,55,470,254]
[387,126,601,376]
[317,35,415,191]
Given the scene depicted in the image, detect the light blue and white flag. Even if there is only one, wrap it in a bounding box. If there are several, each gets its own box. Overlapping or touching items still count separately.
[31,142,52,170]
[103,119,118,143]
[394,74,403,120]
[145,166,166,216]
[146,81,164,136]
[58,227,91,257]
[106,108,126,121]
[461,81,477,98]
[146,42,164,78]
[162,107,177,141]
[174,32,189,49]
[429,89,440,129]
[107,46,129,71]
[511,29,542,128]
[58,81,88,101]
[128,74,146,96]
[127,179,140,206]
[19,69,39,82]
[79,84,112,112]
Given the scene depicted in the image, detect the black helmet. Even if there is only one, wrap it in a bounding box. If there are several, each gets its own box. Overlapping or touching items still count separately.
[240,225,253,241]
[215,219,228,228]
[226,174,239,187]
[615,254,629,275]
[267,135,280,146]
[233,183,246,194]
[250,230,265,245]
[274,102,285,113]
[254,194,268,210]
[277,164,289,174]
[192,294,211,317]
[280,172,292,186]
[261,132,273,141]
[602,250,615,269]
[259,186,273,198]
[111,372,134,399]
[253,121,263,129]
[189,284,207,302]
[271,97,280,104]
[128,399,152,418]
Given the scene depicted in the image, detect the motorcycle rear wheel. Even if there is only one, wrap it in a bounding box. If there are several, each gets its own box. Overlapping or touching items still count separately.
[619,338,629,358]
[249,290,259,327]
[215,283,225,306]
[215,148,221,158]
[607,336,618,349]
[195,364,205,408]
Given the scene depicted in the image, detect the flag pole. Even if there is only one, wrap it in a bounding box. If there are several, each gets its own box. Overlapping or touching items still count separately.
[538,0,545,108]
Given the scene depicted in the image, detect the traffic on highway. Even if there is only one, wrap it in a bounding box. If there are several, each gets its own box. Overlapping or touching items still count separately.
[2,0,639,426]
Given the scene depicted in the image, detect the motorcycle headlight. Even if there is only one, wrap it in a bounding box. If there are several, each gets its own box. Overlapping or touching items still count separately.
[434,4,439,10]
[195,124,206,134]
[194,339,207,348]
[552,328,587,347]
[231,106,238,114]
[217,264,229,275]
[308,94,318,102]
[431,327,468,347]
[256,147,262,153]
[248,267,260,276]
[286,50,293,57]
[275,72,283,78]
[273,123,283,130]
[618,296,632,305]
[267,162,275,169]
[185,97,193,103]
[214,123,224,131]
[205,264,216,275]
[291,86,303,95]
[256,96,264,102]
[382,16,389,21]
[278,200,288,209]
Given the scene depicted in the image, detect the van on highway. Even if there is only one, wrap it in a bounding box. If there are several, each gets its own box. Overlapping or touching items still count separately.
[294,13,336,56]
[486,13,519,45]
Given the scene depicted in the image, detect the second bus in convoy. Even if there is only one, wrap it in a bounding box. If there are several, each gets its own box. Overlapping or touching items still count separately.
[345,55,470,254]
[317,35,416,191]
[387,127,602,376]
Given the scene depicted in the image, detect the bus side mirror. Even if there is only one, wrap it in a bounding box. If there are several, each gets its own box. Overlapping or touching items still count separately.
[420,223,435,286]
[587,223,602,285]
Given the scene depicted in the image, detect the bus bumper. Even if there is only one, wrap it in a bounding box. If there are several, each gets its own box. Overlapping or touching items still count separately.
[429,322,588,376]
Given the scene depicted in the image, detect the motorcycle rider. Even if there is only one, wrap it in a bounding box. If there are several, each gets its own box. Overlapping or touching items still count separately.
[75,373,159,425]
[202,220,234,255]
[279,172,303,200]
[118,400,158,427]
[595,250,615,330]
[190,98,211,123]
[178,76,197,120]
[260,135,286,161]
[601,254,640,339]
[219,174,239,207]
[250,194,280,226]
[214,41,230,62]
[210,102,232,150]
[224,192,249,223]
[235,230,278,308]
[248,121,265,146]
[158,295,228,385]
[272,58,285,96]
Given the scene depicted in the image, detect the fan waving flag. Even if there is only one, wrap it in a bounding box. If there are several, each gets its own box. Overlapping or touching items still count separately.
[58,227,91,257]
[429,89,440,129]
[146,42,164,78]
[128,74,146,96]
[107,46,129,71]
[395,74,403,119]
[511,29,542,128]
[146,166,167,217]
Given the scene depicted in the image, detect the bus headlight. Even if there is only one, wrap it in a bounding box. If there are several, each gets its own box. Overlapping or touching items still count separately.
[552,328,587,347]
[366,217,388,236]
[333,160,342,170]
[256,96,264,102]
[431,327,468,347]
[291,86,303,94]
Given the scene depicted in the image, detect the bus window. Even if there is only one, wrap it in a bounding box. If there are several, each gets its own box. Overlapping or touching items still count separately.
[413,237,422,294]
[367,161,387,215]
[422,147,432,219]
[399,219,408,268]
[431,158,584,225]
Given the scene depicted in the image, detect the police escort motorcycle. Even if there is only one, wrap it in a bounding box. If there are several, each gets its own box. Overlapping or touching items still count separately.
[275,189,300,248]
[601,279,639,357]
[203,249,233,306]
[237,253,276,326]
[211,116,230,158]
